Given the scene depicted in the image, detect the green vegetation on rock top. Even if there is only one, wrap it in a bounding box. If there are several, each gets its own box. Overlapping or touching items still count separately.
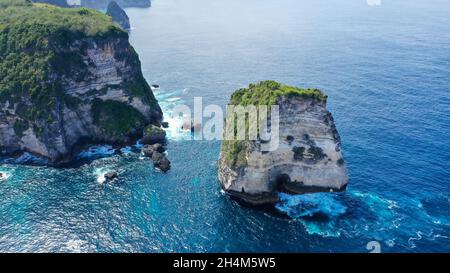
[230,80,327,106]
[145,124,165,135]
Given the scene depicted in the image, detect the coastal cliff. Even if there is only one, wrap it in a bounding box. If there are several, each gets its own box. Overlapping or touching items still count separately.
[218,81,348,205]
[32,1,133,31]
[107,1,131,30]
[32,0,151,9]
[0,1,162,163]
[80,0,150,9]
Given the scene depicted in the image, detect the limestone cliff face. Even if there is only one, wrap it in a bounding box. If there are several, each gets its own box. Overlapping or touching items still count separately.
[218,81,348,205]
[0,36,162,163]
[0,4,161,163]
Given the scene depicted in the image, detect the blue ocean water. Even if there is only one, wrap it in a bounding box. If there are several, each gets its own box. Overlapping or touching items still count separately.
[1,0,450,252]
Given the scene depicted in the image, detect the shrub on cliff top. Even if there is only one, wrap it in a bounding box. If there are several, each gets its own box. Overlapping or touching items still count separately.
[230,80,327,106]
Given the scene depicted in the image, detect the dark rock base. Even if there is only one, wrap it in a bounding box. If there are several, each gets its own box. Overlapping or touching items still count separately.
[223,183,348,206]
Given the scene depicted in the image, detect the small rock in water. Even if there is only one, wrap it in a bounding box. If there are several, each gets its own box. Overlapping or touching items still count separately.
[181,120,190,131]
[151,84,160,89]
[142,145,155,157]
[161,122,169,128]
[151,152,171,172]
[152,143,165,153]
[142,125,166,145]
[142,143,165,157]
[104,171,118,181]
[0,172,5,180]
[141,135,170,173]
[192,123,202,133]
[181,120,202,133]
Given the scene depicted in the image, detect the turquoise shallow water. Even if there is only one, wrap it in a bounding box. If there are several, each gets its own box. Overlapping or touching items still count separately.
[1,0,450,252]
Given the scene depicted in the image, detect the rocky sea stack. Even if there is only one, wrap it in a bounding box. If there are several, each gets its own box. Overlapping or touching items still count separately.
[218,81,348,205]
[0,1,162,163]
[80,0,151,9]
[106,1,131,30]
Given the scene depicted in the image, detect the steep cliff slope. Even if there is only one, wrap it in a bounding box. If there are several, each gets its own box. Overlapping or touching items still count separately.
[219,81,348,205]
[106,1,131,30]
[0,1,162,163]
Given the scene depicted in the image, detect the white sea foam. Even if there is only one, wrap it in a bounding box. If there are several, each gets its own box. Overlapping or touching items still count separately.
[154,91,178,99]
[120,146,132,154]
[276,192,347,218]
[386,239,395,247]
[275,192,347,237]
[0,171,11,182]
[134,140,144,149]
[77,145,115,160]
[94,168,112,184]
[2,152,48,165]
[65,239,86,253]
[166,97,181,102]
[162,111,191,141]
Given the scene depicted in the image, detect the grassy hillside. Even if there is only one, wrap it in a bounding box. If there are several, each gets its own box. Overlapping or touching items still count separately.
[0,1,122,36]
